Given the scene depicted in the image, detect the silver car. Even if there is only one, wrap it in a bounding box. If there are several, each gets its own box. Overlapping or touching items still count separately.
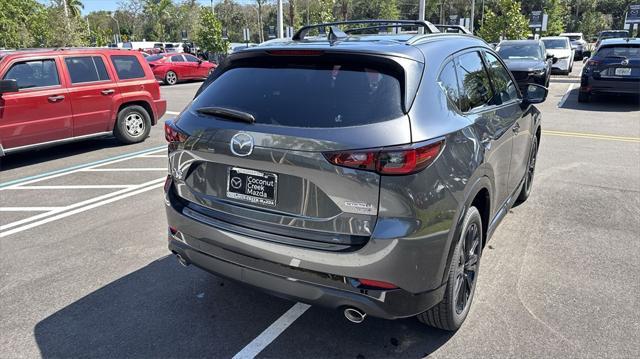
[164,20,547,331]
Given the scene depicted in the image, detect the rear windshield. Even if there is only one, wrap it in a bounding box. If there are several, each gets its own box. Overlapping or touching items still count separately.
[596,45,640,58]
[601,31,628,39]
[192,64,403,128]
[566,36,581,41]
[146,54,164,62]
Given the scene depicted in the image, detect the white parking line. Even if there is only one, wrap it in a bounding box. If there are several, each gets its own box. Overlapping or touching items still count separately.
[0,207,63,212]
[81,168,167,172]
[557,84,575,108]
[231,303,310,359]
[0,179,165,238]
[0,178,165,232]
[0,147,166,190]
[6,185,135,190]
[166,111,181,115]
[140,154,167,158]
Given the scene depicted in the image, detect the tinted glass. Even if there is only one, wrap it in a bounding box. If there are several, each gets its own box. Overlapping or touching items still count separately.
[566,36,581,41]
[484,52,519,104]
[542,39,568,49]
[596,45,640,58]
[111,55,145,79]
[170,55,184,62]
[497,44,543,60]
[438,60,460,109]
[456,52,494,112]
[185,54,200,63]
[4,59,60,89]
[146,55,164,62]
[192,64,403,128]
[600,31,628,39]
[65,56,109,83]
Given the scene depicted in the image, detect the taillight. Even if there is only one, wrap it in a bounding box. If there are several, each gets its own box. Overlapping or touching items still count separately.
[163,174,172,193]
[324,140,444,175]
[164,120,188,143]
[587,59,600,66]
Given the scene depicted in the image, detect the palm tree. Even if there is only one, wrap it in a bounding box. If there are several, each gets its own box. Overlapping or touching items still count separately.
[65,0,84,18]
[145,0,172,41]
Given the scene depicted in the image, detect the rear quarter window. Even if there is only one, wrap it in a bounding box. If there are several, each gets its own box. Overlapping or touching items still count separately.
[191,64,404,128]
[110,55,146,80]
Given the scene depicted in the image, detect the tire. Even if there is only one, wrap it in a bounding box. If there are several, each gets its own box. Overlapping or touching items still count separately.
[515,138,538,205]
[578,91,591,103]
[113,105,151,144]
[165,70,178,85]
[417,206,482,331]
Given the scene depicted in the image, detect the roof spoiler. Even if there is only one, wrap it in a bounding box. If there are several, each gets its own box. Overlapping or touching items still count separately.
[292,20,440,41]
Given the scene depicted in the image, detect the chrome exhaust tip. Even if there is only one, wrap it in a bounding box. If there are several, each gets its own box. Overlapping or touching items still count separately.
[175,253,189,267]
[344,308,366,323]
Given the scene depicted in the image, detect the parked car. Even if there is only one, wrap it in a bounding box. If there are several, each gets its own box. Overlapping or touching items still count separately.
[595,30,630,48]
[579,38,640,102]
[146,53,216,85]
[559,32,588,60]
[0,48,166,156]
[541,36,574,74]
[164,20,547,331]
[496,39,553,92]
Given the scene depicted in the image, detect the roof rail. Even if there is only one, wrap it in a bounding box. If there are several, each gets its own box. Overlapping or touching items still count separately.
[292,19,440,41]
[433,24,472,35]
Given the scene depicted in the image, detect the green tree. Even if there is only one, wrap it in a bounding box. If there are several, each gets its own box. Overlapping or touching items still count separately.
[477,0,529,42]
[543,0,569,35]
[64,0,85,18]
[351,0,399,20]
[144,0,173,41]
[195,8,227,54]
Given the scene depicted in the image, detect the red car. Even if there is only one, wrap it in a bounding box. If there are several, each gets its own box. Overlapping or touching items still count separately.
[0,48,166,156]
[146,53,216,85]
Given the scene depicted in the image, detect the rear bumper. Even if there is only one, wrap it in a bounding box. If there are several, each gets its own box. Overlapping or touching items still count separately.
[581,76,640,94]
[168,238,446,320]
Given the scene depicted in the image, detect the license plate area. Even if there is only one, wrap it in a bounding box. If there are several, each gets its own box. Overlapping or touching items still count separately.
[227,167,277,206]
[615,68,632,76]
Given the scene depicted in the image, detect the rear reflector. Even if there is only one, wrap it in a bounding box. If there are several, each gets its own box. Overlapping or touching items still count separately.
[324,140,444,175]
[358,279,398,290]
[267,50,324,56]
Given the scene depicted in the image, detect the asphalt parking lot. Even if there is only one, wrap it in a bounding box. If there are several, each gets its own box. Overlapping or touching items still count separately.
[1,63,639,358]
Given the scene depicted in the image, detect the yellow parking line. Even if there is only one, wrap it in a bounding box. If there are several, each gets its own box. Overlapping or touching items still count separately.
[543,130,640,143]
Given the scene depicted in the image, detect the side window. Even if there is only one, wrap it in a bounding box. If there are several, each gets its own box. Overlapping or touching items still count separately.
[64,56,110,84]
[483,52,519,104]
[110,55,146,80]
[184,55,200,63]
[3,59,60,90]
[437,60,461,110]
[170,55,184,62]
[456,51,493,112]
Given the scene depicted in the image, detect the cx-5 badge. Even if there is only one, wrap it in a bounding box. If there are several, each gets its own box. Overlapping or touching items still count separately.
[230,133,254,157]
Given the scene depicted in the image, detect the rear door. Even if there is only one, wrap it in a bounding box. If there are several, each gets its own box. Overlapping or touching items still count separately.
[0,57,72,150]
[170,53,418,249]
[482,51,529,196]
[455,50,515,210]
[63,55,118,136]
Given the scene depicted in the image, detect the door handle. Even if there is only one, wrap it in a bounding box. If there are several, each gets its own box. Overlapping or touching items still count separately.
[512,123,520,134]
[101,89,115,95]
[47,95,65,102]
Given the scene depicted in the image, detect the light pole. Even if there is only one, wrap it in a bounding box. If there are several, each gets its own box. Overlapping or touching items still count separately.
[418,0,425,34]
[470,0,475,34]
[277,0,283,38]
[110,13,121,44]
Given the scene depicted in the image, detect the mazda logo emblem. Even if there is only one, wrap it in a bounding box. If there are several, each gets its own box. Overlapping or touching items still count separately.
[230,176,242,189]
[230,133,254,157]
[621,59,629,66]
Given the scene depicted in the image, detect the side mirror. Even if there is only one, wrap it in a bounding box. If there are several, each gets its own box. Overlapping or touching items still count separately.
[582,50,591,58]
[197,59,203,65]
[546,53,554,60]
[552,57,558,64]
[522,83,548,104]
[0,79,19,94]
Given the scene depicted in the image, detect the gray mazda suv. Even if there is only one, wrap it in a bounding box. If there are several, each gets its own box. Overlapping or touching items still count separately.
[164,20,547,331]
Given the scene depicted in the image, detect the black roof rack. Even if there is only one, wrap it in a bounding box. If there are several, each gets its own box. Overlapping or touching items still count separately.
[292,19,440,41]
[433,24,472,35]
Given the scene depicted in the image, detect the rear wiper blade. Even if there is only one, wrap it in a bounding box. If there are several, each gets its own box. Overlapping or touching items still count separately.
[196,106,255,124]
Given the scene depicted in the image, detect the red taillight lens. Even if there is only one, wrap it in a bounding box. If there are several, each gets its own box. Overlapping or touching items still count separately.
[164,174,172,193]
[164,120,188,143]
[324,140,444,175]
[358,279,398,290]
[587,59,599,66]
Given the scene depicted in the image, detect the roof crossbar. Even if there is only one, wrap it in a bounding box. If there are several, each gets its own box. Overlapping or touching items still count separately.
[292,19,440,41]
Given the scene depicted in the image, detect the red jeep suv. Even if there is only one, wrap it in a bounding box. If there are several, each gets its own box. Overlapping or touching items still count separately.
[0,48,166,156]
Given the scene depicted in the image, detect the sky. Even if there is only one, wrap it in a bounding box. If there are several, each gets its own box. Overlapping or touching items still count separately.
[36,1,257,15]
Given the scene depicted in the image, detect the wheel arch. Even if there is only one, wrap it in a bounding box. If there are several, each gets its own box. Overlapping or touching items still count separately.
[116,101,155,126]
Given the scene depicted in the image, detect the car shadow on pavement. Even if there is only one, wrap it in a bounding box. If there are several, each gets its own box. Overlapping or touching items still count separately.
[0,138,123,172]
[34,257,453,358]
[560,90,640,112]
